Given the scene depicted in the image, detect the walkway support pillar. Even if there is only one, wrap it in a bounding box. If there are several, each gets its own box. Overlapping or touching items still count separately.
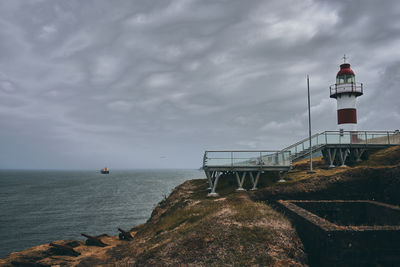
[250,171,261,190]
[327,148,337,168]
[208,171,220,197]
[354,148,365,162]
[278,171,287,183]
[235,172,246,191]
[339,148,350,167]
[205,170,213,190]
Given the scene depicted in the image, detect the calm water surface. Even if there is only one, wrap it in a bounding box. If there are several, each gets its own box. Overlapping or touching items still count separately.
[0,169,204,257]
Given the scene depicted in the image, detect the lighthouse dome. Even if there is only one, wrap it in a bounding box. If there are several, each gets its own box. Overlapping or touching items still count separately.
[330,59,363,98]
[336,63,355,84]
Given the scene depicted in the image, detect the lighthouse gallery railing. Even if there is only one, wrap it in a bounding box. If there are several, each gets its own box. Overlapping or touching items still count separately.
[329,82,363,97]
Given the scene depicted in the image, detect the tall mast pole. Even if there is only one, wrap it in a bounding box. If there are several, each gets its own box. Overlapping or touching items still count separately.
[307,75,313,172]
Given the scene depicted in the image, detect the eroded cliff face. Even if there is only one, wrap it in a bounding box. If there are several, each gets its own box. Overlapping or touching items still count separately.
[0,178,307,266]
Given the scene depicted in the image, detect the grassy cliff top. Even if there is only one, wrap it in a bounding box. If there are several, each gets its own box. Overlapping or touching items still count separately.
[252,146,400,204]
[285,146,400,182]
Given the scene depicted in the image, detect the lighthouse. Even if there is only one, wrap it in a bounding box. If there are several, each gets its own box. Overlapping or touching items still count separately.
[329,56,363,131]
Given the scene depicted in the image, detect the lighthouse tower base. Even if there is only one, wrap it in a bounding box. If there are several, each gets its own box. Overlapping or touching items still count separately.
[339,123,357,132]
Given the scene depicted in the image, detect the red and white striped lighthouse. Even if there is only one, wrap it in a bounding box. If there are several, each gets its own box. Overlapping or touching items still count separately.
[329,57,363,131]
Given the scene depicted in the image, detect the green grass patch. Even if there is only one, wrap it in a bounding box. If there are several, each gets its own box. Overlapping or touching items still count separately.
[151,202,219,234]
[359,146,400,167]
[231,200,285,222]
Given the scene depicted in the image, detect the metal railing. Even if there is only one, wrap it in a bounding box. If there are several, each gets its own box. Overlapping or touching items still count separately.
[203,150,291,168]
[329,82,363,97]
[283,130,400,160]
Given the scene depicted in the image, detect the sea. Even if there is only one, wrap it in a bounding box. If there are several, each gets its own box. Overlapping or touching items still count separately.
[0,169,205,258]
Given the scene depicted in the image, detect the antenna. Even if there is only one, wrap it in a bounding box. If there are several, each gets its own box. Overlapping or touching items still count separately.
[307,75,314,173]
[342,54,347,63]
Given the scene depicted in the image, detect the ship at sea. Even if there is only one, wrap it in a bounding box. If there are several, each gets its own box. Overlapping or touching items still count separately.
[100,167,109,174]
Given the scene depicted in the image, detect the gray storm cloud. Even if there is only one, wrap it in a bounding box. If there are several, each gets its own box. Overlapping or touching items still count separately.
[0,0,399,169]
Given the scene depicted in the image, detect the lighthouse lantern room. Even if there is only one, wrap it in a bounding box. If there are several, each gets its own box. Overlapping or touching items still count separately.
[329,56,363,131]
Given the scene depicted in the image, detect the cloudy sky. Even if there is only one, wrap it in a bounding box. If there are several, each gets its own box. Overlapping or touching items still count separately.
[0,0,399,169]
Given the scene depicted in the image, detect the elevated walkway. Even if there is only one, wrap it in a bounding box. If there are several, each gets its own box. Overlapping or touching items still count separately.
[203,150,291,195]
[283,130,400,167]
[203,130,400,196]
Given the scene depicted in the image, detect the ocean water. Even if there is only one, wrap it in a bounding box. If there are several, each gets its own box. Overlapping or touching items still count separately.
[0,169,204,258]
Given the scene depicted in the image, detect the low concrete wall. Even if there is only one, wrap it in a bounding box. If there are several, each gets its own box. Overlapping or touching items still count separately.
[277,200,400,266]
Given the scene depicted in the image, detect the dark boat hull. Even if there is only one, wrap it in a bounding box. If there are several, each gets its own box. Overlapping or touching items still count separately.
[100,170,109,174]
